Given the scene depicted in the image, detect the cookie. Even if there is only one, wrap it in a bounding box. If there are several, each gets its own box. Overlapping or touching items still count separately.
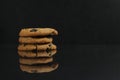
[19,37,53,44]
[20,63,59,73]
[18,43,57,51]
[19,28,58,37]
[19,57,53,65]
[18,50,57,58]
[37,43,56,50]
[18,44,36,51]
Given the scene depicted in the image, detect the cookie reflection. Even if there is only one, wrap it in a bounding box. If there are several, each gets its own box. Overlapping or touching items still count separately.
[19,57,53,65]
[18,50,59,73]
[20,63,59,73]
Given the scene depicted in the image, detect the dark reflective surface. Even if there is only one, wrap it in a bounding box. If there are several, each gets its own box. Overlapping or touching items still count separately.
[18,49,59,73]
[1,44,120,80]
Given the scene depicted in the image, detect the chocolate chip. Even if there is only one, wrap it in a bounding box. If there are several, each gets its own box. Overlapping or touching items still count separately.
[30,28,37,32]
[46,48,51,53]
[48,44,52,47]
[49,53,52,56]
[50,31,55,35]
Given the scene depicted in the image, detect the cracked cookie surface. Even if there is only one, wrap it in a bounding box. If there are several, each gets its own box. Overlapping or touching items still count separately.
[19,28,58,37]
[19,57,53,65]
[18,50,57,57]
[19,37,53,44]
[18,43,56,51]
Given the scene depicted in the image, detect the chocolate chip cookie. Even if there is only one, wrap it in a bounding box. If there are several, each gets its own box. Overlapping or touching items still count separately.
[19,28,58,37]
[19,37,53,44]
[20,63,59,73]
[18,43,57,51]
[19,57,53,65]
[18,49,57,58]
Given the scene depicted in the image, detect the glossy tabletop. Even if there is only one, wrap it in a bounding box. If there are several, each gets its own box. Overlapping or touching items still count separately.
[1,44,120,80]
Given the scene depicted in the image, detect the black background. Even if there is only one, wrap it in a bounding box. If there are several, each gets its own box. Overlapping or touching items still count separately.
[1,0,120,80]
[0,0,120,44]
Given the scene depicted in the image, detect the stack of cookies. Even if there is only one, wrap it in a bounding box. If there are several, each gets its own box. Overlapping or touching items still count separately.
[18,28,59,73]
